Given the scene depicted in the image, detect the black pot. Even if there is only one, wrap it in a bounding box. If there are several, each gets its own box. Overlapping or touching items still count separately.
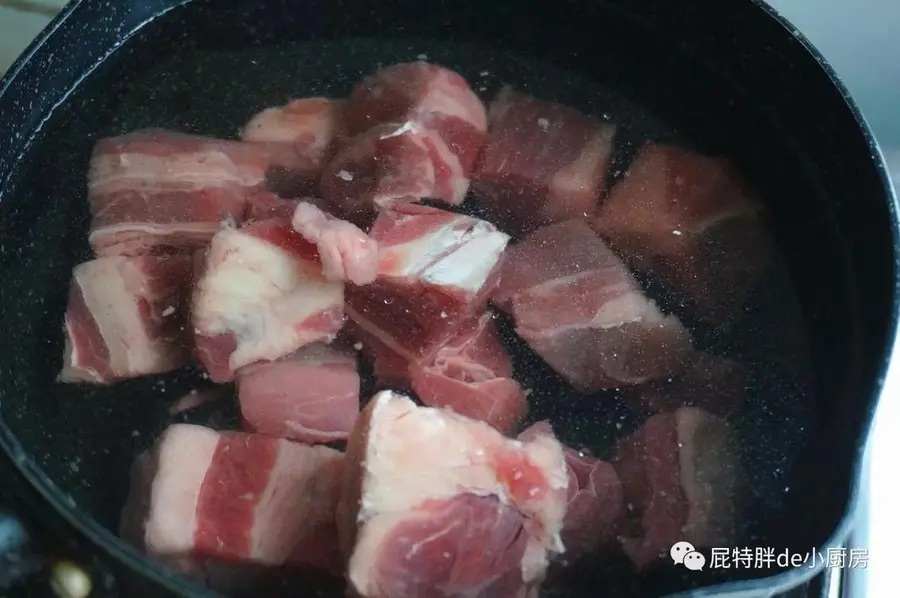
[0,1,897,597]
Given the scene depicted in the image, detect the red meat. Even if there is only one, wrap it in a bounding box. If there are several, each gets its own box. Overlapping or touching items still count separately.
[473,87,616,235]
[611,407,742,569]
[337,391,568,598]
[492,219,691,391]
[520,422,625,563]
[58,254,193,384]
[120,424,344,576]
[88,129,268,256]
[191,218,345,382]
[241,97,345,195]
[346,203,510,362]
[237,342,360,444]
[593,143,771,323]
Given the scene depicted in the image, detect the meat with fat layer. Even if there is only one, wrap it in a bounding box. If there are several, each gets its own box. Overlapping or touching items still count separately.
[319,121,470,225]
[59,254,193,384]
[345,60,487,176]
[192,218,345,382]
[337,391,569,598]
[492,219,691,392]
[520,422,625,563]
[472,87,616,236]
[611,407,742,569]
[345,202,510,363]
[237,342,360,444]
[120,424,344,579]
[88,128,269,257]
[244,191,301,222]
[592,143,772,323]
[291,200,379,285]
[241,98,345,196]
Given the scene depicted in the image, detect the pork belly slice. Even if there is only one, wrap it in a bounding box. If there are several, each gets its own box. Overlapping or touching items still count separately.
[345,202,510,362]
[520,422,625,563]
[120,424,344,579]
[88,128,269,256]
[633,351,748,418]
[593,143,772,323]
[241,98,345,196]
[237,342,360,444]
[291,201,379,285]
[59,254,192,384]
[472,87,616,236]
[492,219,691,391]
[337,391,569,598]
[611,407,742,569]
[320,121,470,226]
[244,191,301,222]
[345,61,487,174]
[192,218,345,382]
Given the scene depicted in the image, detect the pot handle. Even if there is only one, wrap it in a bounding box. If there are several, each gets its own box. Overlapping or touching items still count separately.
[0,505,100,598]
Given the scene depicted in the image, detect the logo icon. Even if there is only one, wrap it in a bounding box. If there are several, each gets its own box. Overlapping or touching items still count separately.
[671,541,706,571]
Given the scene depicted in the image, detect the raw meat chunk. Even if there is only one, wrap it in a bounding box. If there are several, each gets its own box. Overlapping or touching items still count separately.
[345,203,510,362]
[473,87,616,235]
[241,98,345,195]
[520,422,625,562]
[120,424,344,578]
[592,143,771,322]
[237,343,360,444]
[337,391,569,598]
[492,219,691,391]
[244,191,301,221]
[59,254,193,384]
[348,312,527,433]
[320,122,469,225]
[345,61,487,178]
[612,407,742,569]
[192,218,345,382]
[634,352,748,418]
[291,201,379,285]
[408,312,528,434]
[88,129,269,256]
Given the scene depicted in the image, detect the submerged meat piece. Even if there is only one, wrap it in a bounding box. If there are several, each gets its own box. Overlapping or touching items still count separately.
[593,143,771,322]
[88,129,269,256]
[492,219,691,391]
[473,87,616,235]
[612,407,742,569]
[349,311,527,433]
[192,218,345,382]
[244,191,301,221]
[120,424,344,577]
[520,422,625,562]
[241,98,345,196]
[346,203,510,362]
[291,201,379,285]
[409,312,528,434]
[320,122,469,225]
[337,391,568,598]
[634,352,748,418]
[59,254,192,384]
[346,61,487,176]
[237,343,360,444]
